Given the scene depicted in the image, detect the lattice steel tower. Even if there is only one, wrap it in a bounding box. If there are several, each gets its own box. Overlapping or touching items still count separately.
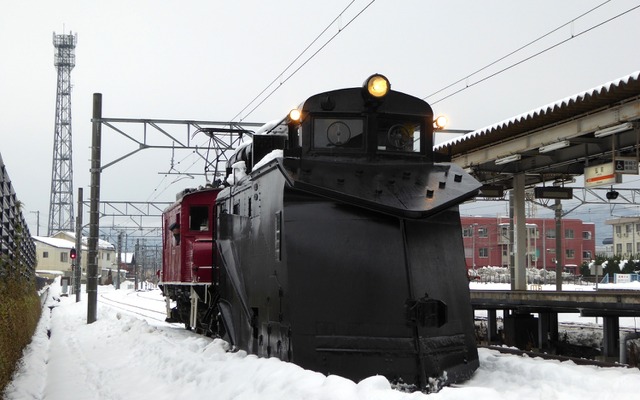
[48,31,77,236]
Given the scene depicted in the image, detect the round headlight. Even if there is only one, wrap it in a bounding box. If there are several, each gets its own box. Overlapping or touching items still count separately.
[434,115,448,130]
[364,74,390,98]
[289,108,302,122]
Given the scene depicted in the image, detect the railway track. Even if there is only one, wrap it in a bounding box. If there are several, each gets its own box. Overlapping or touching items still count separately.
[98,291,168,323]
[482,345,633,368]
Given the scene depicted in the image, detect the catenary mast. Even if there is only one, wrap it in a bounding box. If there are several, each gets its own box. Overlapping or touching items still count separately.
[48,31,77,235]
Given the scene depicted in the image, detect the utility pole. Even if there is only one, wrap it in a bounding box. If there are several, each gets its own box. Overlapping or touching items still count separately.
[87,93,102,324]
[30,211,40,236]
[134,239,139,291]
[555,199,563,291]
[116,232,122,290]
[74,187,83,302]
[155,244,160,284]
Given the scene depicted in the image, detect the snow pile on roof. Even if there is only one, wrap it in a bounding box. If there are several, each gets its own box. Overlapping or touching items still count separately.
[32,236,76,249]
[37,231,115,251]
[254,149,283,170]
[435,70,640,150]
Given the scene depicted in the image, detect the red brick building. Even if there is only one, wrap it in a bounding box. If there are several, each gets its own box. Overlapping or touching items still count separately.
[460,216,595,274]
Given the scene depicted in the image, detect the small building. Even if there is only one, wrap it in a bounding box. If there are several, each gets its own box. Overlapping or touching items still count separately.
[33,236,79,279]
[461,216,595,273]
[605,217,640,257]
[34,231,116,281]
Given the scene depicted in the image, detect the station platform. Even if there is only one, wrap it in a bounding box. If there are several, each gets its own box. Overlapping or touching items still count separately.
[470,289,640,362]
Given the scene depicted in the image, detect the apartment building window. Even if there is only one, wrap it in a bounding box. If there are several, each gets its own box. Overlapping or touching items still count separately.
[564,229,574,239]
[565,249,575,259]
[626,224,633,234]
[616,225,622,235]
[627,243,633,254]
[43,251,49,258]
[546,230,556,239]
[637,242,640,254]
[462,226,473,237]
[636,223,640,232]
[616,243,622,254]
[582,231,592,240]
[583,250,592,259]
[60,252,68,263]
[478,227,488,238]
[479,248,489,258]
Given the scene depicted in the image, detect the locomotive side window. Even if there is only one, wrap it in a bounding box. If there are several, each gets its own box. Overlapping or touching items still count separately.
[377,118,422,153]
[313,118,364,149]
[189,206,209,231]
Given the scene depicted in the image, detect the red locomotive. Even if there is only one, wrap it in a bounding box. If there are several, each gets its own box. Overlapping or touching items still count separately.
[161,187,221,326]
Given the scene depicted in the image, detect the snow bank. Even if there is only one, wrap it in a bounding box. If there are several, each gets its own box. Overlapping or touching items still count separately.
[5,281,640,400]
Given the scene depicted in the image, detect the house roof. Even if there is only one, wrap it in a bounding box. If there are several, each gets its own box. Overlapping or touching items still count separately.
[33,236,78,249]
[52,231,115,250]
[36,232,116,251]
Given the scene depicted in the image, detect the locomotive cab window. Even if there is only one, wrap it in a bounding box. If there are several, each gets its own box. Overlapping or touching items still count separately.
[313,118,365,150]
[189,206,209,231]
[377,117,422,153]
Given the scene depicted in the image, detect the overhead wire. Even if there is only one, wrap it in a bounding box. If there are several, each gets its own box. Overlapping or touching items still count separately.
[425,1,640,105]
[149,2,640,202]
[147,1,377,201]
[230,0,358,123]
[423,0,612,101]
[234,0,376,122]
[146,150,197,202]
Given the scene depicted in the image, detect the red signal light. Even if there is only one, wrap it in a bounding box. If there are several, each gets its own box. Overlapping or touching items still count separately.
[70,248,77,260]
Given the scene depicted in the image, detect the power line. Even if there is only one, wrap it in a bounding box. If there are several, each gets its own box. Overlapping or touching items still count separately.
[425,1,640,105]
[423,0,611,100]
[234,0,376,122]
[230,1,357,122]
[146,2,376,200]
[147,150,200,202]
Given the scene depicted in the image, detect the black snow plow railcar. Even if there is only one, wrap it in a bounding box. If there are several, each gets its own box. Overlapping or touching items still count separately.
[161,74,481,391]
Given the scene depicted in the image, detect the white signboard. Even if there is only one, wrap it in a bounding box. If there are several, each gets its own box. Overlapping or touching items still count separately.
[584,163,622,187]
[615,273,631,284]
[614,157,639,175]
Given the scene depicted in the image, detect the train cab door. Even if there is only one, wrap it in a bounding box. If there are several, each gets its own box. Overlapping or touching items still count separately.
[188,204,215,283]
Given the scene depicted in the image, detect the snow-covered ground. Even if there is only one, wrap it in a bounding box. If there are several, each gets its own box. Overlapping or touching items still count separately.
[4,279,640,400]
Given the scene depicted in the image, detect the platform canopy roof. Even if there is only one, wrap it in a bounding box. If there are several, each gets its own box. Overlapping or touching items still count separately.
[435,71,640,192]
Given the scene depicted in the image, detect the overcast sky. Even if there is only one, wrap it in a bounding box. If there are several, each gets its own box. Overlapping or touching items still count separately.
[1,0,639,238]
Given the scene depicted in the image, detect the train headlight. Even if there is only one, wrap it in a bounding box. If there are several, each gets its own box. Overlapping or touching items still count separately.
[364,74,390,99]
[434,115,448,130]
[287,108,302,150]
[288,108,302,122]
